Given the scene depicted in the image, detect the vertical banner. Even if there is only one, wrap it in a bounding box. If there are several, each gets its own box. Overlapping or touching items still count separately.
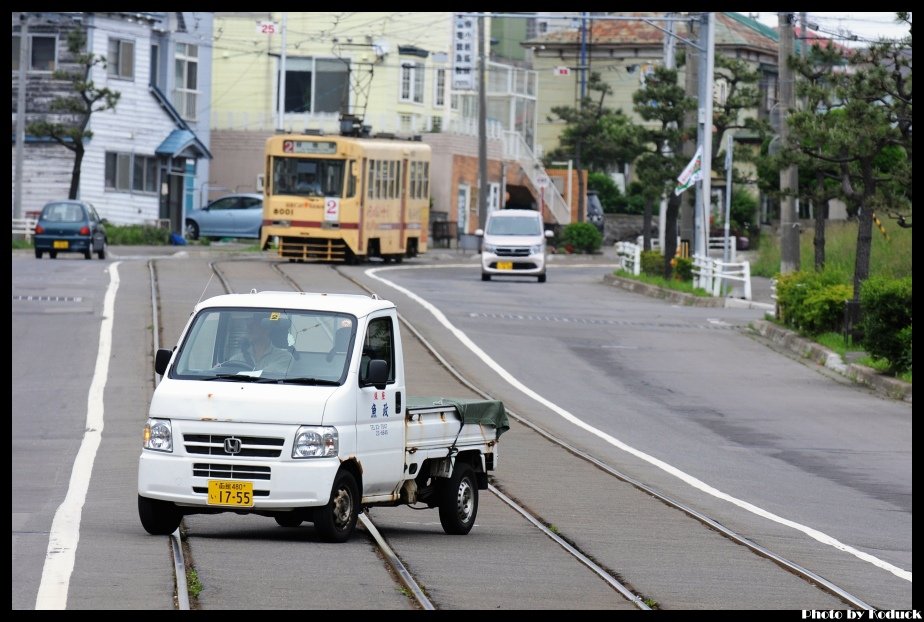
[452,13,477,91]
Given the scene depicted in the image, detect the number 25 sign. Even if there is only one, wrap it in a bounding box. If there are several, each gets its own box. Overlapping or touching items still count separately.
[257,21,279,35]
[324,198,340,222]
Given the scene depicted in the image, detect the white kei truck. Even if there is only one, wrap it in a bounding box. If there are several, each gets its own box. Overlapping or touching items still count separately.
[137,290,508,542]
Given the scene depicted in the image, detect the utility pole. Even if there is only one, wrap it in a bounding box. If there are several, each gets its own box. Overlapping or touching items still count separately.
[14,12,29,219]
[277,12,287,131]
[679,17,699,253]
[693,12,714,258]
[778,12,800,273]
[477,13,488,230]
[575,12,589,223]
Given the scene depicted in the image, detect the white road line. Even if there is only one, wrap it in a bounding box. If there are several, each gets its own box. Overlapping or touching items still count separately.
[35,262,121,609]
[365,264,912,583]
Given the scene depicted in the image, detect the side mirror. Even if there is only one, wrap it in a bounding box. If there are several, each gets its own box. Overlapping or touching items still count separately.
[363,359,389,390]
[545,230,554,238]
[474,229,484,236]
[154,348,173,376]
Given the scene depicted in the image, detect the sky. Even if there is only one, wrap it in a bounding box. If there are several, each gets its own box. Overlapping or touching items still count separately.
[749,12,911,46]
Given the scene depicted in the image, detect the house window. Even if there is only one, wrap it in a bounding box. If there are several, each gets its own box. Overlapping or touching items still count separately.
[105,152,158,193]
[435,68,446,107]
[108,38,135,80]
[174,43,198,120]
[12,35,57,72]
[280,57,349,114]
[150,43,160,88]
[400,62,424,104]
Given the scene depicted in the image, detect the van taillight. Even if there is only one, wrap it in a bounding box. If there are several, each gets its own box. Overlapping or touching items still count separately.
[79,226,91,235]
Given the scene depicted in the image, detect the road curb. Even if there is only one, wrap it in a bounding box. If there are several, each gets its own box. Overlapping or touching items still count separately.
[750,320,912,403]
[602,274,725,307]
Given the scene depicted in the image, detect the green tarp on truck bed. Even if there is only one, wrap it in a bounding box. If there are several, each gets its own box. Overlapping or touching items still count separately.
[407,396,510,439]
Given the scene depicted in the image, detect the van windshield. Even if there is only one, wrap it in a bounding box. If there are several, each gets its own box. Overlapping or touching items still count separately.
[486,216,541,236]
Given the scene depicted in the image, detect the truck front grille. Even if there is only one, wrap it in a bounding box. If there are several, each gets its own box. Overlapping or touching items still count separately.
[183,434,284,458]
[192,463,272,480]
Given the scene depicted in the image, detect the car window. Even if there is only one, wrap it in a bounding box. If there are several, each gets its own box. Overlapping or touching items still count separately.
[240,197,262,209]
[41,203,85,223]
[208,197,239,211]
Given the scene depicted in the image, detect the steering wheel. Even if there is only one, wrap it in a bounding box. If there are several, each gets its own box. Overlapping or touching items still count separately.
[213,360,253,372]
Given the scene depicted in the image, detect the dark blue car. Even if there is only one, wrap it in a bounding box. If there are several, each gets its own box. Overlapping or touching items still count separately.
[33,200,108,260]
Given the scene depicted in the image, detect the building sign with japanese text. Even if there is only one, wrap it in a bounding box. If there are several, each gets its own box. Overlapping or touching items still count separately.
[452,13,476,91]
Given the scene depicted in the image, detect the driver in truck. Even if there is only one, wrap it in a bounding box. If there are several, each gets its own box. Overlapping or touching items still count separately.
[232,312,293,373]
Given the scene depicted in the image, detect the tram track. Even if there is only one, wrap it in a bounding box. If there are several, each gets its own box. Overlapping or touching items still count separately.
[147,254,874,610]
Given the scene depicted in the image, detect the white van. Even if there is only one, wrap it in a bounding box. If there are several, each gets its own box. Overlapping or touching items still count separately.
[475,209,553,283]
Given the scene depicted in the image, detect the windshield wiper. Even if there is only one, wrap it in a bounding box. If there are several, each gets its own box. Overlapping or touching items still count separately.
[280,377,341,386]
[203,373,268,382]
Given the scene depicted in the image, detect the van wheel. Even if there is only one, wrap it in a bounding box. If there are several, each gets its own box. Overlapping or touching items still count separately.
[438,463,478,535]
[538,274,546,283]
[314,471,359,542]
[481,273,491,281]
[138,495,183,535]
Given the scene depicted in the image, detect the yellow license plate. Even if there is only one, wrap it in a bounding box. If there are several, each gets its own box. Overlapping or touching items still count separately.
[53,240,69,249]
[207,480,254,507]
[497,261,513,270]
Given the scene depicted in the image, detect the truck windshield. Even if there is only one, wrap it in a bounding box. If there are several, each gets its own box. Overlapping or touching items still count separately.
[171,308,357,384]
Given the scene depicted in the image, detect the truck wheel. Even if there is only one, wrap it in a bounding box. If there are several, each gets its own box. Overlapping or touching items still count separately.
[138,495,183,536]
[274,513,304,528]
[314,471,358,542]
[438,463,478,535]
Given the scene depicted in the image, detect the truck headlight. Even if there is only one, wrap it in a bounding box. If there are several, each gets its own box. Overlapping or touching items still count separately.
[143,418,173,452]
[292,426,339,458]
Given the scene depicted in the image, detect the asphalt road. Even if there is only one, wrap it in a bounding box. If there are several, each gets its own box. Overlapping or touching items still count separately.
[11,247,912,610]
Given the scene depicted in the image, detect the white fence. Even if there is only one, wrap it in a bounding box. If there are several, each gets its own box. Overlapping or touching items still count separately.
[615,241,641,276]
[12,217,37,240]
[692,254,752,300]
[708,235,737,261]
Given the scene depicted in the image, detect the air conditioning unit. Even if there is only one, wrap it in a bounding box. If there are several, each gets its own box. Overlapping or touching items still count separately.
[256,174,264,192]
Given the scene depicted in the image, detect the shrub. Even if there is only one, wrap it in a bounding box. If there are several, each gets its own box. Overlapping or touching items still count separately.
[587,172,623,213]
[640,250,663,276]
[860,276,912,373]
[106,224,171,245]
[559,222,602,253]
[673,256,693,282]
[775,271,850,334]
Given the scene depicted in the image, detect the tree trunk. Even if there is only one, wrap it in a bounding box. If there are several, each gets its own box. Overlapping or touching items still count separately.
[662,193,681,280]
[69,143,84,200]
[813,171,827,272]
[642,196,654,251]
[851,162,875,303]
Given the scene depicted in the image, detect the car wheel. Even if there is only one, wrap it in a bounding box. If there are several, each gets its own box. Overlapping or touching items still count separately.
[313,470,359,543]
[185,220,200,241]
[481,273,491,281]
[49,251,57,259]
[35,249,43,259]
[84,245,92,260]
[438,462,478,535]
[538,274,546,283]
[138,495,183,536]
[97,240,107,260]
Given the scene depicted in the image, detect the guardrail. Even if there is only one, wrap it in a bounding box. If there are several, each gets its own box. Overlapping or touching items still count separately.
[708,236,736,261]
[12,217,37,240]
[614,241,641,276]
[692,254,752,300]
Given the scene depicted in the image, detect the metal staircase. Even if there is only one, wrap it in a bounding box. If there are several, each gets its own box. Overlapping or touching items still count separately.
[502,131,571,225]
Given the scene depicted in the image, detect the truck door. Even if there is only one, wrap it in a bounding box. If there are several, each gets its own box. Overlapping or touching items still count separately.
[355,313,405,497]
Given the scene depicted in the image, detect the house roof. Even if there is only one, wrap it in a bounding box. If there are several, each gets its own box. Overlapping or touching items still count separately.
[525,12,779,57]
[156,129,211,159]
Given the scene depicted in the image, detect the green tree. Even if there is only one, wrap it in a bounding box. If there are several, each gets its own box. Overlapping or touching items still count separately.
[632,65,696,274]
[545,72,644,220]
[786,15,912,301]
[26,28,121,199]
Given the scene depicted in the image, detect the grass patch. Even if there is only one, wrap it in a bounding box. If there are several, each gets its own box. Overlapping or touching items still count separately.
[615,270,711,297]
[813,332,855,357]
[186,568,203,599]
[12,238,32,250]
